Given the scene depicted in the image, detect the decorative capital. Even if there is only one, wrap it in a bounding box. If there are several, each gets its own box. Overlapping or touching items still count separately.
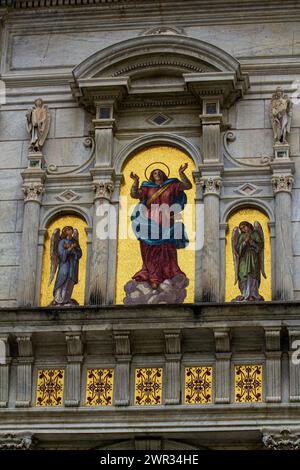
[93,181,114,201]
[271,175,293,194]
[22,183,44,203]
[201,176,222,196]
[0,433,36,450]
[262,429,300,450]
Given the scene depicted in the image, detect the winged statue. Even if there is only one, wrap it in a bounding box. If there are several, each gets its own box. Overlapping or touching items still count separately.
[26,98,51,152]
[231,220,266,302]
[48,226,82,306]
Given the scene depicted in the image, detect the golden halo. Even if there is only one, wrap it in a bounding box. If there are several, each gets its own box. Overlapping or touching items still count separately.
[144,162,170,181]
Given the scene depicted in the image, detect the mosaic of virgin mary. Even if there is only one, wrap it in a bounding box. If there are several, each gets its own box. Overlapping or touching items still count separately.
[123,161,192,304]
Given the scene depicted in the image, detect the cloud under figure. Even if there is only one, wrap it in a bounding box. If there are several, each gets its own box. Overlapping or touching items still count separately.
[123,274,189,305]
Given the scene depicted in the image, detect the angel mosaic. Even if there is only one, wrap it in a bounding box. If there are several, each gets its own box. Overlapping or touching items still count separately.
[231,221,266,302]
[26,98,51,152]
[48,226,82,306]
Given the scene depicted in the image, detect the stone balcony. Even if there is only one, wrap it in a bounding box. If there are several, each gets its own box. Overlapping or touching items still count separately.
[0,302,300,450]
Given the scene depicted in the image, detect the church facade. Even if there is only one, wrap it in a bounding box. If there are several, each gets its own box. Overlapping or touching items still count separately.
[0,0,300,450]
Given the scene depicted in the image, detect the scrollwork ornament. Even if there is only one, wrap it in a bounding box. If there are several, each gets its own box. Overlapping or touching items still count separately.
[22,183,44,202]
[262,429,300,450]
[0,433,36,450]
[271,175,294,194]
[93,181,114,201]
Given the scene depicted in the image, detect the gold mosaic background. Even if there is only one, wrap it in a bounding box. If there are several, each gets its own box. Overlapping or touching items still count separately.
[40,215,87,306]
[225,208,271,302]
[184,366,213,404]
[85,369,114,406]
[116,146,196,304]
[134,367,163,405]
[234,365,263,403]
[36,369,64,406]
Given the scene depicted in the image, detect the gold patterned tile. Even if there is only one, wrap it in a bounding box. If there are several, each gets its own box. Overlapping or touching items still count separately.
[36,369,64,406]
[184,366,213,404]
[235,365,263,403]
[134,368,163,405]
[85,368,114,406]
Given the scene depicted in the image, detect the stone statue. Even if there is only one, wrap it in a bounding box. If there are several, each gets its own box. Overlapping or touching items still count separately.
[26,98,51,152]
[231,221,266,302]
[270,87,293,144]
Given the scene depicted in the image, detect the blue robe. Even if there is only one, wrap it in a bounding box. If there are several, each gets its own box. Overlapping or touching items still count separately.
[53,238,82,298]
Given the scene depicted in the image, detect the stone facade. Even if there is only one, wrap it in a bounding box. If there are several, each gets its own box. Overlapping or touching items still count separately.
[0,0,300,450]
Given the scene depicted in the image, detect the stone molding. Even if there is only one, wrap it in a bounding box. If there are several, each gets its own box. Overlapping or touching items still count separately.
[0,433,36,450]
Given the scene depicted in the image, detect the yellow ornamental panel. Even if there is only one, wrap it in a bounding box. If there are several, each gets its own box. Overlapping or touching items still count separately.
[225,208,271,302]
[85,369,114,406]
[184,366,213,404]
[40,214,87,307]
[36,369,64,407]
[134,368,163,405]
[235,365,263,403]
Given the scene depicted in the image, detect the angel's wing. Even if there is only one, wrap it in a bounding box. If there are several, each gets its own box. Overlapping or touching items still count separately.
[48,228,60,287]
[231,227,240,285]
[254,221,267,279]
[38,105,51,147]
[286,97,293,133]
[25,108,33,133]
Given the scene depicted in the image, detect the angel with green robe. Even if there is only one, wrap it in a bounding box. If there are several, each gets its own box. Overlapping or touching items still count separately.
[231,220,266,302]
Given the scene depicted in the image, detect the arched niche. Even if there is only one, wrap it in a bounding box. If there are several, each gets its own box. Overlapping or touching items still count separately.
[40,213,88,307]
[225,207,272,302]
[115,144,196,305]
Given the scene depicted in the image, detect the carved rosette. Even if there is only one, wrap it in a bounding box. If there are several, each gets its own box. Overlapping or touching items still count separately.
[0,433,36,450]
[93,181,114,201]
[22,183,44,203]
[262,429,300,450]
[201,177,222,196]
[271,175,294,194]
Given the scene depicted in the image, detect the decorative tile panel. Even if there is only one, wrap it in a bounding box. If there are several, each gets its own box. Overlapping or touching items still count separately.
[134,368,163,405]
[35,369,64,406]
[85,368,114,406]
[235,365,263,403]
[184,366,213,404]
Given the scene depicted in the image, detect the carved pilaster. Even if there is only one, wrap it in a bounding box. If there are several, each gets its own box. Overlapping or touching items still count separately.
[0,335,11,408]
[15,335,34,408]
[65,334,83,407]
[271,171,294,300]
[264,328,282,403]
[164,330,182,405]
[213,329,231,403]
[262,429,300,450]
[272,175,293,194]
[22,183,44,203]
[113,331,131,406]
[288,329,300,402]
[0,433,37,450]
[200,175,222,301]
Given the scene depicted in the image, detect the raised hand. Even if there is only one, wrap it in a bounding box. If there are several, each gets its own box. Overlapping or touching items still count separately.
[130,171,139,183]
[179,163,188,174]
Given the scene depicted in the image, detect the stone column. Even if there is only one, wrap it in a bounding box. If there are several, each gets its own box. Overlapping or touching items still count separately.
[113,331,131,406]
[264,327,282,403]
[15,335,33,408]
[213,328,231,403]
[200,176,222,301]
[65,334,83,407]
[271,173,294,300]
[88,174,115,305]
[164,330,182,405]
[288,328,300,402]
[0,335,11,408]
[193,172,204,303]
[17,170,45,307]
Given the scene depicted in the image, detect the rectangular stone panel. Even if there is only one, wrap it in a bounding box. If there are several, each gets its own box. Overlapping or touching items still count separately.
[0,233,21,266]
[0,141,23,169]
[0,201,17,232]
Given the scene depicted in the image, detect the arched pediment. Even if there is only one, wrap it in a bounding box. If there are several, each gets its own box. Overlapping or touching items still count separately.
[71,34,249,111]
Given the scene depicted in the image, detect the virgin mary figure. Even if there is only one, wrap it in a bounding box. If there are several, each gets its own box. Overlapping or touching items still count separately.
[130,162,192,290]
